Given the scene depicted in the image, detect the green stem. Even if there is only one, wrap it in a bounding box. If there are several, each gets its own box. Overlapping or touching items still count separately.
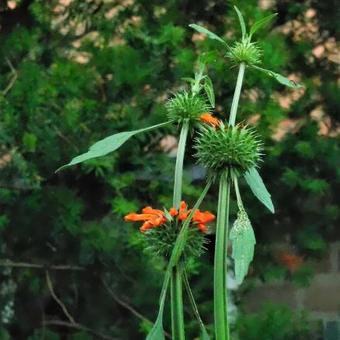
[171,264,185,340]
[214,173,230,340]
[173,119,189,209]
[171,119,189,340]
[228,62,246,126]
[183,268,209,338]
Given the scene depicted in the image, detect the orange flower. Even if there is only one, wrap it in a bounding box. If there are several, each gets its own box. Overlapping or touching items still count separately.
[124,206,166,232]
[178,201,189,221]
[169,207,178,216]
[199,113,221,127]
[192,210,215,233]
[124,201,215,233]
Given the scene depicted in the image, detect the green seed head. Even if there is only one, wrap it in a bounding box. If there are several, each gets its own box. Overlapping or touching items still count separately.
[143,222,208,259]
[194,123,263,177]
[227,40,262,66]
[165,91,211,123]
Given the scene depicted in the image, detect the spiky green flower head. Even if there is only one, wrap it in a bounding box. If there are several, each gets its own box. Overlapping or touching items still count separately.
[194,123,263,177]
[226,40,262,66]
[144,222,208,259]
[165,90,212,123]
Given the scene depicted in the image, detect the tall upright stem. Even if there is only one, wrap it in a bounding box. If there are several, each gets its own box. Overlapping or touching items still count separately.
[214,63,246,340]
[229,62,246,126]
[214,173,230,340]
[171,119,189,340]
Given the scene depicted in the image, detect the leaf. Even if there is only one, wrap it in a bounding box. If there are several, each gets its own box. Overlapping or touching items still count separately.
[244,167,275,213]
[200,329,211,340]
[249,13,278,38]
[189,24,228,47]
[183,269,210,340]
[182,77,195,84]
[163,208,173,222]
[203,76,215,108]
[56,121,171,172]
[230,210,256,284]
[234,6,247,40]
[252,66,303,89]
[146,268,171,340]
[146,314,165,340]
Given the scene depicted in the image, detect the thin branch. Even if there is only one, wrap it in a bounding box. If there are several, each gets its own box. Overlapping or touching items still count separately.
[52,124,80,152]
[46,271,76,324]
[43,320,117,340]
[3,57,18,95]
[0,259,84,271]
[102,278,171,339]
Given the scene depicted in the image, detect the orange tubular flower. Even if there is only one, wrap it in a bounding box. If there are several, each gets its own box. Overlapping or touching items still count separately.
[199,113,221,127]
[178,201,189,221]
[192,210,216,233]
[124,201,215,233]
[124,206,166,232]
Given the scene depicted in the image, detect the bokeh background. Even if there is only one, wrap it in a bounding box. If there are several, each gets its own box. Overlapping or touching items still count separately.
[0,0,339,339]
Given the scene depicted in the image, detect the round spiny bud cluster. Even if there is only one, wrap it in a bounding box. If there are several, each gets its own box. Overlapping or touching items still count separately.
[226,40,262,66]
[144,223,208,259]
[166,91,211,123]
[194,123,263,176]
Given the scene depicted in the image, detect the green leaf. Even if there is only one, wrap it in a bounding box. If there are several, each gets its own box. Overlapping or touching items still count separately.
[56,121,171,172]
[252,66,303,89]
[182,77,195,84]
[200,329,211,340]
[203,76,215,108]
[244,167,275,213]
[234,6,247,40]
[230,209,256,284]
[163,208,173,222]
[249,13,278,38]
[189,24,228,47]
[146,314,165,340]
[183,269,210,340]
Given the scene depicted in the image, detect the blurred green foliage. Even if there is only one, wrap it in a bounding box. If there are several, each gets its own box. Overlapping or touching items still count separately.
[0,0,338,338]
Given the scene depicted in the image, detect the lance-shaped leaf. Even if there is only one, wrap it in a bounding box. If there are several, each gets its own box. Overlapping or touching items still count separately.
[146,314,165,340]
[249,13,277,39]
[234,6,247,40]
[230,209,256,284]
[56,121,171,172]
[203,76,215,108]
[244,167,275,213]
[183,269,210,340]
[252,65,303,89]
[189,24,228,47]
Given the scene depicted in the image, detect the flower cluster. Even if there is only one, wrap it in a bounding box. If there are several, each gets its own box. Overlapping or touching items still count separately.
[125,202,215,258]
[124,201,215,233]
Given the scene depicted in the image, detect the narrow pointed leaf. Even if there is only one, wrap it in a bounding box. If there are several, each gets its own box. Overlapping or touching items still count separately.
[244,167,275,213]
[146,314,165,340]
[200,329,211,340]
[147,269,171,340]
[182,77,195,84]
[189,24,228,47]
[183,269,210,340]
[56,121,171,172]
[252,66,303,89]
[230,210,256,284]
[234,6,247,40]
[204,76,215,108]
[249,13,277,38]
